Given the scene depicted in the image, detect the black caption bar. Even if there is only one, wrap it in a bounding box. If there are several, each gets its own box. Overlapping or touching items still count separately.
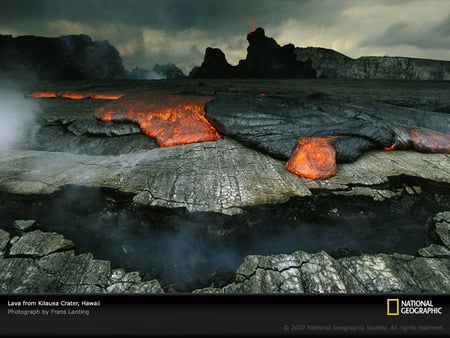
[1,294,449,336]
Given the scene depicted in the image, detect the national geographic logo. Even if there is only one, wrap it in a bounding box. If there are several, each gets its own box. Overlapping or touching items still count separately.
[387,298,443,316]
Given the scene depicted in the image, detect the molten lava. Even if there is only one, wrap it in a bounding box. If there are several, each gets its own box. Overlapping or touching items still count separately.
[94,91,221,147]
[26,91,124,100]
[26,91,58,98]
[386,125,450,153]
[286,137,337,180]
[59,91,88,100]
[89,93,125,100]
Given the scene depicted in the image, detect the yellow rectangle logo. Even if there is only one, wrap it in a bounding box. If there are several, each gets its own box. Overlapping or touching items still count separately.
[387,299,399,316]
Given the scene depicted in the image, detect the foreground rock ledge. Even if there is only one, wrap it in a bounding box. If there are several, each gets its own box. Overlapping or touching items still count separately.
[194,211,450,293]
[0,222,163,293]
[1,212,449,293]
[0,140,449,215]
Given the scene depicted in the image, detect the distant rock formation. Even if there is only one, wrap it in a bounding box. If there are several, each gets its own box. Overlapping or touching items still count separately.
[189,47,236,78]
[0,34,129,80]
[130,63,186,80]
[295,47,450,80]
[190,27,316,78]
[244,27,316,78]
[153,63,186,79]
[191,27,450,80]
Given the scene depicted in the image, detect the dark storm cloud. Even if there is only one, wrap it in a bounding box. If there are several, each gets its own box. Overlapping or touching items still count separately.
[0,0,349,34]
[359,14,450,50]
[1,0,449,71]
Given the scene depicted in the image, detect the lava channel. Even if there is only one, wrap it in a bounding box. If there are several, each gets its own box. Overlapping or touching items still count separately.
[286,136,338,180]
[94,91,221,147]
[384,125,450,153]
[27,91,125,100]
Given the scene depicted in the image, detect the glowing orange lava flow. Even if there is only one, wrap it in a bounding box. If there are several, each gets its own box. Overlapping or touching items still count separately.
[26,91,58,98]
[94,91,221,147]
[384,126,450,153]
[26,91,124,100]
[286,137,337,180]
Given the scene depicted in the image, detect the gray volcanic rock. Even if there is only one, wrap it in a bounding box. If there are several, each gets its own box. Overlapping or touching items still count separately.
[0,34,128,81]
[0,138,311,215]
[0,224,164,293]
[418,244,450,258]
[0,229,9,257]
[0,145,448,215]
[426,211,450,249]
[67,119,142,137]
[205,94,394,162]
[305,151,450,192]
[194,212,450,293]
[12,220,36,232]
[205,93,449,164]
[295,47,450,80]
[194,250,450,293]
[9,230,75,257]
[23,119,158,155]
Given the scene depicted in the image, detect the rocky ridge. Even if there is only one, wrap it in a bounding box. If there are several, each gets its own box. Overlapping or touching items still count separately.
[1,211,449,293]
[190,27,450,80]
[0,34,128,80]
[190,27,316,78]
[194,212,450,293]
[295,47,450,80]
[0,220,163,293]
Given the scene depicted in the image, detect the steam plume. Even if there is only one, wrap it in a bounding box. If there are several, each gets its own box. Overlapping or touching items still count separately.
[0,85,39,151]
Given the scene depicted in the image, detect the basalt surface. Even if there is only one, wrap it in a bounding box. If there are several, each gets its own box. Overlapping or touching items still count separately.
[194,212,450,293]
[0,220,163,293]
[1,145,449,215]
[0,78,449,293]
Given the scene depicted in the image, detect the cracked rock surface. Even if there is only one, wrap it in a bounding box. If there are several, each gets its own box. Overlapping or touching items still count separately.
[0,138,310,215]
[194,212,450,293]
[0,145,447,214]
[2,79,448,214]
[0,221,164,293]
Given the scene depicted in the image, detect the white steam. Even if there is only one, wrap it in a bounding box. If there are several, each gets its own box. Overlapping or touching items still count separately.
[143,70,166,80]
[0,88,39,151]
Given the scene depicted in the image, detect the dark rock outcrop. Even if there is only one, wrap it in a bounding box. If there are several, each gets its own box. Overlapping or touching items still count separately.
[0,34,129,81]
[295,47,450,80]
[243,28,316,78]
[130,63,186,80]
[190,28,316,78]
[24,119,159,156]
[205,93,449,164]
[0,221,164,293]
[194,211,450,293]
[189,47,236,78]
[190,26,450,80]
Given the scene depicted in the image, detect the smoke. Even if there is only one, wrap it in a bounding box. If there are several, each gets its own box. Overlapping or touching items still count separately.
[0,85,39,151]
[143,71,166,80]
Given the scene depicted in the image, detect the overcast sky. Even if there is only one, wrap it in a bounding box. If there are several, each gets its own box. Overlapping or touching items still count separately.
[1,0,449,74]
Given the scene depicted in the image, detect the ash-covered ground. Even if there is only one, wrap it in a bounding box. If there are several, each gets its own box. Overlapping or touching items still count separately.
[0,79,449,293]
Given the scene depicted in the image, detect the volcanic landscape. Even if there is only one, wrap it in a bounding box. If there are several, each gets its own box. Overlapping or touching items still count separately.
[0,77,448,293]
[0,27,449,293]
